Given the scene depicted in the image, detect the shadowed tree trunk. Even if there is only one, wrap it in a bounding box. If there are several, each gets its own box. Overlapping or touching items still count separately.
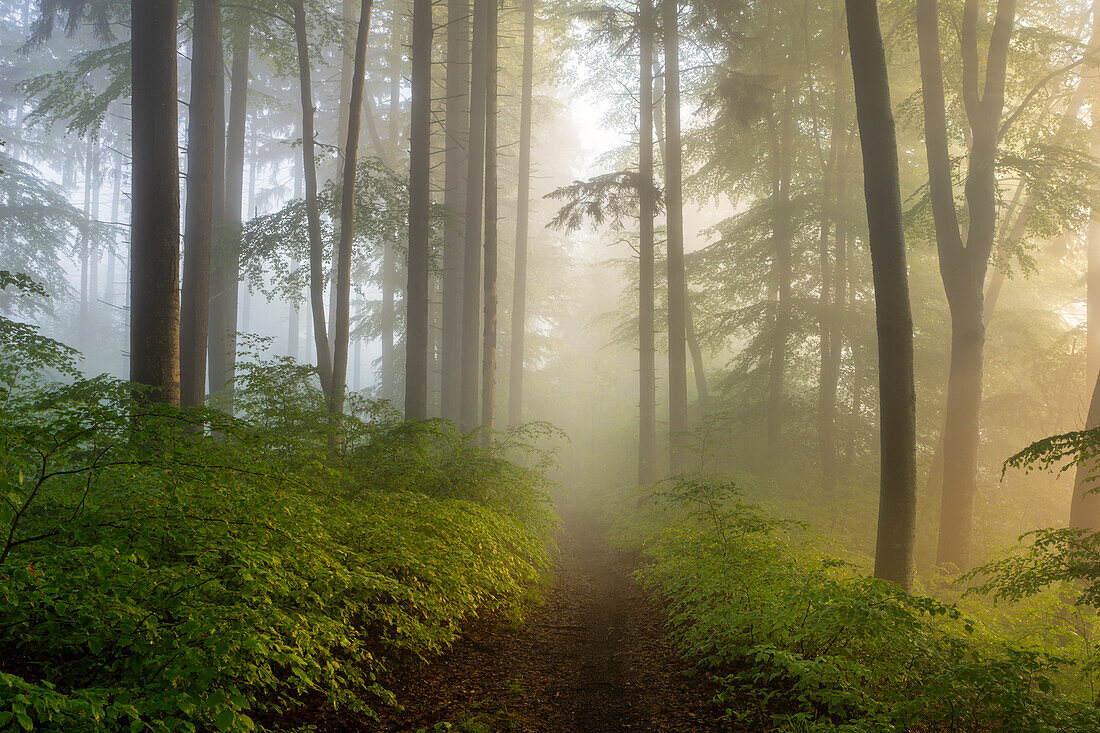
[508,0,535,428]
[293,0,335,397]
[130,0,181,406]
[180,0,220,410]
[209,10,251,412]
[663,0,688,472]
[916,0,1016,571]
[331,0,374,417]
[461,0,489,432]
[406,0,433,419]
[442,0,471,422]
[846,0,918,591]
[638,0,657,485]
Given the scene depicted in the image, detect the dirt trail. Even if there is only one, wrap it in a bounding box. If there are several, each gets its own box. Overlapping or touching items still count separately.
[372,510,726,732]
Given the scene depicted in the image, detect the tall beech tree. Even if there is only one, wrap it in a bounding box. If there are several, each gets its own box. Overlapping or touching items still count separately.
[331,0,373,416]
[664,0,688,472]
[508,0,535,428]
[442,0,471,423]
[292,0,334,397]
[180,0,220,411]
[209,11,250,410]
[638,0,657,484]
[130,0,181,406]
[406,0,433,419]
[461,0,489,432]
[481,0,499,438]
[846,0,918,591]
[916,0,1017,570]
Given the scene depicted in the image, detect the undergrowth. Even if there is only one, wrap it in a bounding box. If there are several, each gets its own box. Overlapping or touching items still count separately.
[0,297,555,731]
[608,477,1100,732]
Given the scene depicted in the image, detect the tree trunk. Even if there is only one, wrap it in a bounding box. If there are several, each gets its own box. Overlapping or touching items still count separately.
[106,158,122,302]
[846,0,919,592]
[180,0,220,411]
[767,89,794,449]
[209,12,250,412]
[480,0,499,440]
[442,0,471,423]
[331,0,374,417]
[289,302,300,360]
[79,136,93,350]
[292,0,335,397]
[508,0,535,428]
[405,0,433,420]
[663,0,688,472]
[461,0,489,432]
[917,0,1016,571]
[638,0,658,484]
[685,292,708,417]
[130,0,181,406]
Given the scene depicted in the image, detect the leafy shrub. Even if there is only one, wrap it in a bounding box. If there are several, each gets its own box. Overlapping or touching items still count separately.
[0,309,553,731]
[613,478,1100,732]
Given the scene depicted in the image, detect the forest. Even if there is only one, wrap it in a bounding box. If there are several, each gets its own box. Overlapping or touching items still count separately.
[5,0,1100,730]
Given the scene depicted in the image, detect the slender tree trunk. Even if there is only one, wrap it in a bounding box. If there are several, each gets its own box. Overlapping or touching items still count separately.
[180,0,220,410]
[917,0,1016,570]
[130,0,181,406]
[79,136,93,349]
[461,0,489,431]
[508,0,536,428]
[442,0,472,422]
[382,239,395,398]
[106,158,122,302]
[685,293,708,417]
[638,0,658,484]
[89,141,101,309]
[767,89,794,449]
[846,0,918,591]
[406,0,433,419]
[663,0,688,472]
[293,0,335,396]
[209,12,250,411]
[479,0,500,441]
[332,0,374,417]
[289,302,300,360]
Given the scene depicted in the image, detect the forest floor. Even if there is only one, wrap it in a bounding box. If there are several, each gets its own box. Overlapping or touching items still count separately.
[288,509,728,732]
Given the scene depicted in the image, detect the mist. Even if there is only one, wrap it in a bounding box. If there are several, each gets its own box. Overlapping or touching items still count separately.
[3,0,1100,730]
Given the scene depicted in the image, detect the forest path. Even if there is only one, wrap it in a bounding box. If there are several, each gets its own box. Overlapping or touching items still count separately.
[372,508,726,732]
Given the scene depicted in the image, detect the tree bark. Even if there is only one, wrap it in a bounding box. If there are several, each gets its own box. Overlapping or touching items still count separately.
[332,0,374,417]
[130,0,181,406]
[917,0,1017,571]
[461,0,489,432]
[846,0,919,591]
[508,0,536,428]
[638,0,658,484]
[180,0,220,411]
[292,0,335,397]
[663,0,688,472]
[406,0,433,419]
[442,0,471,423]
[209,10,250,412]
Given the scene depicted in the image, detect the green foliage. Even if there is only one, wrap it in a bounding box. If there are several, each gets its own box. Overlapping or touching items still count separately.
[0,319,553,731]
[611,478,1100,731]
